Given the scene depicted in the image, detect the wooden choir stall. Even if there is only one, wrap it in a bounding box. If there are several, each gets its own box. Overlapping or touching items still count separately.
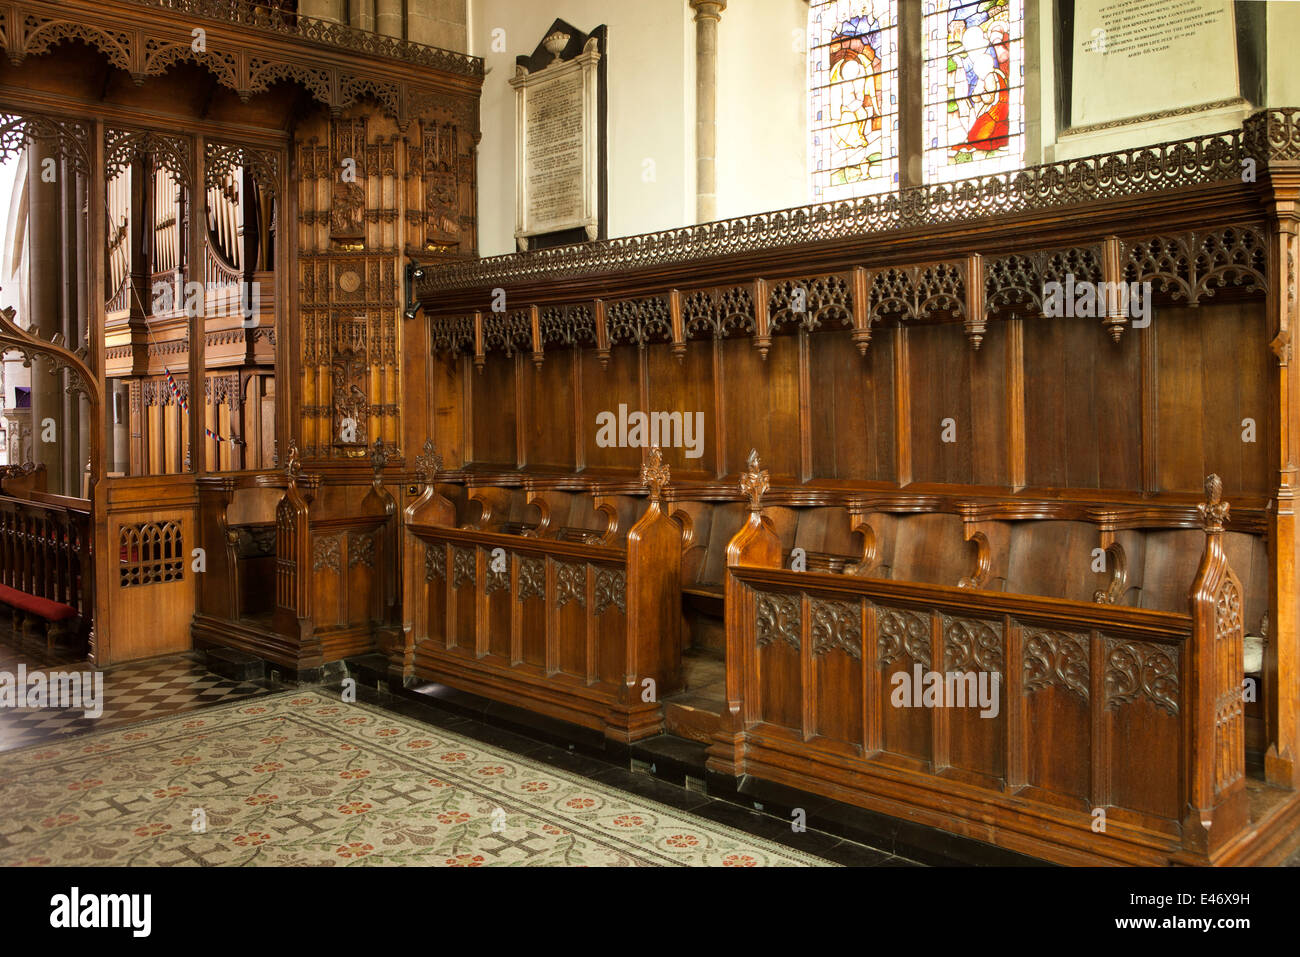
[391,107,1300,866]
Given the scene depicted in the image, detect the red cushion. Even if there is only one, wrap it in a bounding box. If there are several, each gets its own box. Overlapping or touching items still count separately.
[0,583,77,622]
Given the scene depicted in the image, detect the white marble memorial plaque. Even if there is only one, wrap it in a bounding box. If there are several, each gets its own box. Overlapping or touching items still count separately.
[510,36,601,248]
[1071,0,1238,127]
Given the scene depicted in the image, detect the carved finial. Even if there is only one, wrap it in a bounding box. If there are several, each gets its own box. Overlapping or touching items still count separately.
[543,30,570,63]
[414,439,443,485]
[641,446,671,503]
[740,448,769,513]
[1198,473,1230,533]
[285,439,301,484]
[370,438,389,481]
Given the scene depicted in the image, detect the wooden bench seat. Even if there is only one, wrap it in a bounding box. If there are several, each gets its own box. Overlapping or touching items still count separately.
[857,510,973,585]
[0,582,77,622]
[1114,527,1268,631]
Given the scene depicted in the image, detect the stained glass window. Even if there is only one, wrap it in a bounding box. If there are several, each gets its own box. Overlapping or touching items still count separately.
[808,0,900,201]
[921,0,1025,184]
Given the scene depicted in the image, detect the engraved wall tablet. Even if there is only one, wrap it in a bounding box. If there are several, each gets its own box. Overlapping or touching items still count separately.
[509,22,607,250]
[1070,0,1244,129]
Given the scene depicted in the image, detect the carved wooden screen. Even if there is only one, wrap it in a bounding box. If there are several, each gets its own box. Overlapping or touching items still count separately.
[296,103,478,461]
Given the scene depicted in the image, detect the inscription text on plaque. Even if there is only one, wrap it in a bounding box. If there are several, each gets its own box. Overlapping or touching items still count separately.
[510,36,602,249]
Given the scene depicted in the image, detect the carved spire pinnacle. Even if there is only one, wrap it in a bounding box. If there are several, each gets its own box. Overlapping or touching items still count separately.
[285,439,301,485]
[414,440,443,485]
[740,448,769,513]
[641,445,670,503]
[370,438,389,484]
[1198,473,1229,533]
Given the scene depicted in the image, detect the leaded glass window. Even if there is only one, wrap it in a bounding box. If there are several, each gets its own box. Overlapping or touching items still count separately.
[922,0,1025,183]
[808,0,900,200]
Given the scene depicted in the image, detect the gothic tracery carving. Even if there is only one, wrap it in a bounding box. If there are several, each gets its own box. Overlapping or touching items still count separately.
[942,616,1003,674]
[755,592,801,651]
[555,562,585,608]
[1022,628,1090,699]
[517,557,546,601]
[877,606,931,668]
[1122,226,1267,306]
[683,286,754,340]
[810,598,861,660]
[606,297,672,348]
[769,275,852,332]
[594,567,626,616]
[1103,636,1180,717]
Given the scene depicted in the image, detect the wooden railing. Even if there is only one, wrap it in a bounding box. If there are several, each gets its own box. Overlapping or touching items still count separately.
[0,486,93,647]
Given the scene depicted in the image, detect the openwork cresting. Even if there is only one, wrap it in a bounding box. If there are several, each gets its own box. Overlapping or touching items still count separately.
[120,0,483,76]
[417,110,1300,293]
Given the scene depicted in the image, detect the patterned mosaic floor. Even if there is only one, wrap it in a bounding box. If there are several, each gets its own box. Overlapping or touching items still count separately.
[0,641,269,753]
[0,690,831,866]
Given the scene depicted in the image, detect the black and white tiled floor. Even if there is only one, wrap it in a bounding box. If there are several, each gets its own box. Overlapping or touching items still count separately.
[0,637,271,753]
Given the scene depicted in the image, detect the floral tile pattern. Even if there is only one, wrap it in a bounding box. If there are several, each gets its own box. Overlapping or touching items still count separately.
[0,691,829,867]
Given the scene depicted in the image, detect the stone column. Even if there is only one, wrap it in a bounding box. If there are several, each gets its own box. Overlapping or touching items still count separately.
[690,1,726,224]
[348,0,376,34]
[375,0,403,39]
[296,0,346,24]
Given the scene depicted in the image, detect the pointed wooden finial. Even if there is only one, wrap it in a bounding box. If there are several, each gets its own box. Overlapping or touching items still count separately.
[1198,473,1229,533]
[641,445,671,503]
[370,438,389,484]
[740,448,769,513]
[285,439,301,485]
[414,439,443,485]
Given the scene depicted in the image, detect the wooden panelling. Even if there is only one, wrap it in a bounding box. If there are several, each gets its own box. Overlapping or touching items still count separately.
[808,327,896,482]
[1023,316,1142,491]
[581,346,640,471]
[907,322,976,486]
[521,349,576,470]
[645,338,717,479]
[720,335,800,481]
[1155,303,1271,495]
[471,353,517,468]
